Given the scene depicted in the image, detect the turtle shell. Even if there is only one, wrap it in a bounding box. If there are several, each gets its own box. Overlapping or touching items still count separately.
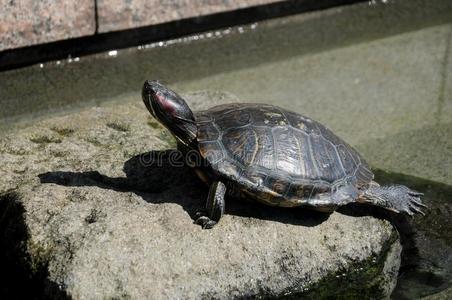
[195,103,373,207]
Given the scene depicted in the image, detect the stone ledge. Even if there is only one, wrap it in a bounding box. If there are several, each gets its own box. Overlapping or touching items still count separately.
[97,0,284,33]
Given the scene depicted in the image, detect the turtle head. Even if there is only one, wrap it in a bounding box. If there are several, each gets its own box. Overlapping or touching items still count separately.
[142,80,197,146]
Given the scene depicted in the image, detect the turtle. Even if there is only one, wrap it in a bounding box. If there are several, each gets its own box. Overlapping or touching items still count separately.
[142,80,426,229]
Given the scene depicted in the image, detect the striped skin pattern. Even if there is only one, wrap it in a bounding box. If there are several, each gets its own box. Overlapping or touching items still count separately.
[195,103,374,207]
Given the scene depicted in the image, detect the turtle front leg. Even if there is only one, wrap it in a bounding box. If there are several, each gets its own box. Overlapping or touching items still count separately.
[195,181,226,229]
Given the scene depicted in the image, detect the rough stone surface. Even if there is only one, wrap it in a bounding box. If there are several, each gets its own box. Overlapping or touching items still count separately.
[0,91,401,298]
[97,0,283,33]
[0,0,95,51]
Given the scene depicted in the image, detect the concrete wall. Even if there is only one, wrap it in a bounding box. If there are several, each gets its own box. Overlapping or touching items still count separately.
[0,0,282,51]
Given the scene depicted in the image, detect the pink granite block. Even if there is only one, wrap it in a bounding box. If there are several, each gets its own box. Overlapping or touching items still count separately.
[97,0,284,33]
[0,0,95,51]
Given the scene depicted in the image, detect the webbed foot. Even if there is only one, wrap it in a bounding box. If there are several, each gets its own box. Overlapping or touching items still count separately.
[362,184,427,216]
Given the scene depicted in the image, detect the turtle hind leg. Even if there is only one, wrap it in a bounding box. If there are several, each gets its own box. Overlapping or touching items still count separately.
[195,181,226,229]
[359,184,426,216]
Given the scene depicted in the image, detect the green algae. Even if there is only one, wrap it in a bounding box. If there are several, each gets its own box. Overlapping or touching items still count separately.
[158,131,177,148]
[277,231,400,299]
[30,135,62,144]
[50,127,75,137]
[106,122,130,132]
[146,117,177,147]
[146,117,161,129]
[84,137,103,147]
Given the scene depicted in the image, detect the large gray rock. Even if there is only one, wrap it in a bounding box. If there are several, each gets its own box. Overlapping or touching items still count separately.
[0,91,401,299]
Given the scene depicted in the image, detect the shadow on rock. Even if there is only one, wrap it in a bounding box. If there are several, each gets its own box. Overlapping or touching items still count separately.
[39,150,328,227]
[0,191,69,299]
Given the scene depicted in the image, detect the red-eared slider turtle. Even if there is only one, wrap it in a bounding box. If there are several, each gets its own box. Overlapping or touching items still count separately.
[142,80,426,229]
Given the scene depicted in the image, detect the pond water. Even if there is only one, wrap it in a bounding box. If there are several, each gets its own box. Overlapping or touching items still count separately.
[1,0,451,298]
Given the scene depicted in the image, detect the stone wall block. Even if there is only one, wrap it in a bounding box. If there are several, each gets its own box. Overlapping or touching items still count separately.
[96,0,283,33]
[0,0,95,51]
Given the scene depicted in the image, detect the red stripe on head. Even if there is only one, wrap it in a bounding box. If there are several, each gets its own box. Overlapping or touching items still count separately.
[156,93,176,115]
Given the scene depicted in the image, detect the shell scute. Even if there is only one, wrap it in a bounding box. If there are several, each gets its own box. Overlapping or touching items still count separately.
[309,134,345,182]
[222,127,258,167]
[197,123,219,142]
[215,109,251,129]
[249,105,288,127]
[198,141,224,165]
[249,127,275,170]
[336,144,359,178]
[273,127,303,176]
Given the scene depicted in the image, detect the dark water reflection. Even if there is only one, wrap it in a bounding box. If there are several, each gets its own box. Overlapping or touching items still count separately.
[372,170,452,299]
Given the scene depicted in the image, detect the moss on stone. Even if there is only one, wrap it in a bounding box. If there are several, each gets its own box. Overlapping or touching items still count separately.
[84,137,103,147]
[278,230,399,299]
[50,127,75,137]
[51,151,68,158]
[27,240,54,276]
[107,122,130,132]
[146,118,161,129]
[145,116,177,147]
[30,135,62,144]
[158,131,177,148]
[5,148,30,156]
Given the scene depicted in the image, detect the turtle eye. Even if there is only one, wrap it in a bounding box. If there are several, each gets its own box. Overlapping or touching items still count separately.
[153,91,163,102]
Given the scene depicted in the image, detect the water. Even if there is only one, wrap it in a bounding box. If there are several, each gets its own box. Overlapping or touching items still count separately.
[1,0,452,298]
[374,170,452,298]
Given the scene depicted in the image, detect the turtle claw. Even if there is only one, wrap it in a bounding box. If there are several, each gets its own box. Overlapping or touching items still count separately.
[194,215,217,229]
[408,190,424,197]
[411,198,427,208]
[409,204,426,216]
[194,211,205,219]
[391,187,427,216]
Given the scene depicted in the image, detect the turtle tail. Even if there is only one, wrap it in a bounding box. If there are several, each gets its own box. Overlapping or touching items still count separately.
[359,184,426,216]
